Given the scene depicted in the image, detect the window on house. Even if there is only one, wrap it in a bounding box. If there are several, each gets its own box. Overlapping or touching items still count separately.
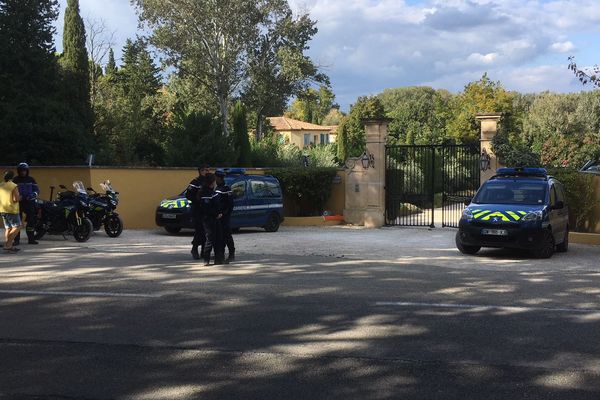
[303,134,311,147]
[320,134,330,144]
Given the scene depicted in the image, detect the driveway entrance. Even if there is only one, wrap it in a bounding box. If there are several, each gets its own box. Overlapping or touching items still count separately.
[385,144,480,228]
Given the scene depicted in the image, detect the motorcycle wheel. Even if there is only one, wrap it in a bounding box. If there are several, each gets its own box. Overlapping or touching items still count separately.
[73,218,93,242]
[104,215,124,238]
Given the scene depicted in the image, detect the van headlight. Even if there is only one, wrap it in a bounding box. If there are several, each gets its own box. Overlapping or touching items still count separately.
[522,210,543,221]
[462,209,474,219]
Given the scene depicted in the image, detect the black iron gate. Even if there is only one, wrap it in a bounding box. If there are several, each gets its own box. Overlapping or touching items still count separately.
[385,144,480,228]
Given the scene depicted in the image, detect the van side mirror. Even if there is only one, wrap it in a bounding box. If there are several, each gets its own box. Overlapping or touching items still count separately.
[464,198,472,206]
[553,201,565,210]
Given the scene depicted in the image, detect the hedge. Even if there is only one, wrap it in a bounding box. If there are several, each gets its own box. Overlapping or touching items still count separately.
[269,167,338,217]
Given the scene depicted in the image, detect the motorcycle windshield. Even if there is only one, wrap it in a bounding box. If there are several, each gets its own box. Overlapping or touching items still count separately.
[73,181,87,195]
[100,181,114,192]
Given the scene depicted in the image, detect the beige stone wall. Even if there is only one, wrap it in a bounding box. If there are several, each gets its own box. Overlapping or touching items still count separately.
[1,166,345,229]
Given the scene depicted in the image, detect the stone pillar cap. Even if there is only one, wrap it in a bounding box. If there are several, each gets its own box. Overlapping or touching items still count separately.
[475,113,503,121]
[362,118,393,125]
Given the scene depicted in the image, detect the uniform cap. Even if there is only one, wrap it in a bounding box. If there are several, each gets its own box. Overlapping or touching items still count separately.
[17,162,29,170]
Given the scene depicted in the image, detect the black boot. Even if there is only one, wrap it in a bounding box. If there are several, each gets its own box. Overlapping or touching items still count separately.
[227,252,235,262]
[191,246,200,260]
[27,230,38,245]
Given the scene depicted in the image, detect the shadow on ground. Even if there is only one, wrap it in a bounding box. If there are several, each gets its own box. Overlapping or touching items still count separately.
[1,235,600,399]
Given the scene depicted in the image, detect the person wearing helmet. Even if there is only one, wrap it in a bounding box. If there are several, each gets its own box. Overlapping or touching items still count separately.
[215,169,235,262]
[12,163,39,245]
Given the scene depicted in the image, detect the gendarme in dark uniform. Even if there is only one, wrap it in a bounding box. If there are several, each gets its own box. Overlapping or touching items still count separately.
[186,164,210,260]
[198,174,225,265]
[215,169,235,262]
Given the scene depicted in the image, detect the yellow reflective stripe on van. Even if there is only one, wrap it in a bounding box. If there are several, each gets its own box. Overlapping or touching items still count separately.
[160,199,188,209]
[473,210,491,219]
[518,211,527,216]
[506,211,521,221]
[480,211,511,222]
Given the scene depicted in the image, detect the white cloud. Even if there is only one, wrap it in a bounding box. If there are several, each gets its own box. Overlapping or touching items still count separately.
[294,0,600,107]
[550,41,576,53]
[52,0,600,108]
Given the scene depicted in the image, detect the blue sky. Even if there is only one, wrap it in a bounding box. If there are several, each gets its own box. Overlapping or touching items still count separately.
[55,0,600,110]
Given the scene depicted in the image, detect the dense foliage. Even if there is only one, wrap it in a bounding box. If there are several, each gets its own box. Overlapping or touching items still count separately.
[0,0,92,165]
[2,1,599,175]
[547,168,598,232]
[270,167,338,216]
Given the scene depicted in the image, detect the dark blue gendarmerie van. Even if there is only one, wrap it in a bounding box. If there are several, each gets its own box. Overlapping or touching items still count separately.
[456,167,570,259]
[156,169,284,234]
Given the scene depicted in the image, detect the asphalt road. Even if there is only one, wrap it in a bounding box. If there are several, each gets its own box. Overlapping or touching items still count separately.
[1,227,600,399]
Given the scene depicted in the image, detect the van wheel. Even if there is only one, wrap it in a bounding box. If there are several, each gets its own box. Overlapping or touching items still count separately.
[532,229,555,259]
[455,232,480,255]
[264,213,280,232]
[556,227,569,253]
[164,227,181,234]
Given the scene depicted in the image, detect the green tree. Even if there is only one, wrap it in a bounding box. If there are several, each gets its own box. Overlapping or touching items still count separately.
[378,86,452,145]
[232,101,252,166]
[93,38,166,165]
[522,92,600,168]
[322,107,344,126]
[286,85,336,124]
[61,0,92,135]
[134,0,265,137]
[336,96,385,161]
[0,0,90,164]
[105,48,117,75]
[166,110,234,167]
[447,74,515,142]
[243,2,327,139]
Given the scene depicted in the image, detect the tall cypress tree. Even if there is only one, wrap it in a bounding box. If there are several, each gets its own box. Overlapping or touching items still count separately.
[232,101,252,167]
[0,0,65,164]
[61,0,92,134]
[105,48,117,75]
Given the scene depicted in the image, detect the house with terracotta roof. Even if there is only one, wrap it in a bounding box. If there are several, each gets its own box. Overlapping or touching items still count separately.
[267,116,337,149]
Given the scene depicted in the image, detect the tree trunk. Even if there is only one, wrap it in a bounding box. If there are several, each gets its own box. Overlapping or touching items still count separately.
[255,107,264,141]
[218,96,229,137]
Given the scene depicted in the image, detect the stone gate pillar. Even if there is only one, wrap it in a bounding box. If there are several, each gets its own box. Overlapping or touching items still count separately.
[476,113,503,185]
[343,119,389,228]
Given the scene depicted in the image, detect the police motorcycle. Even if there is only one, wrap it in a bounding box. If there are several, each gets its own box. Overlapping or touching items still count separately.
[84,180,123,238]
[33,182,94,243]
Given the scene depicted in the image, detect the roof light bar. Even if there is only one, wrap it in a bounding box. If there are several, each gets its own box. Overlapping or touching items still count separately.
[496,167,548,177]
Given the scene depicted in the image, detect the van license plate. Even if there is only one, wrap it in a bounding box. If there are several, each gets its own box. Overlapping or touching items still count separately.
[482,229,508,236]
[162,213,177,219]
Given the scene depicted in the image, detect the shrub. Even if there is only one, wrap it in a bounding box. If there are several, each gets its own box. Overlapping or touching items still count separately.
[546,168,598,232]
[276,144,303,167]
[307,144,338,167]
[250,139,279,167]
[270,167,338,216]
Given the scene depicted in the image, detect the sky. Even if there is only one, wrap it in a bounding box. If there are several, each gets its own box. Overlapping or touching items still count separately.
[55,0,600,110]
